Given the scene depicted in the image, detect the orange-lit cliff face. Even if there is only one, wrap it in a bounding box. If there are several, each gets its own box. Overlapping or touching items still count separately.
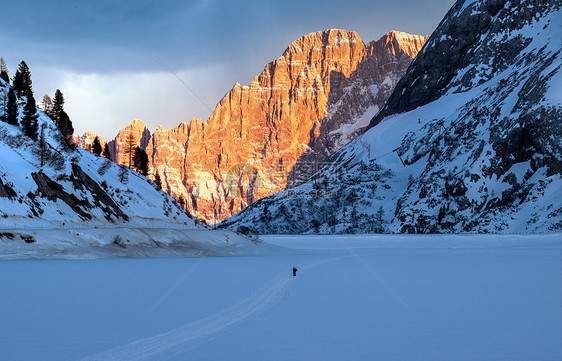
[107,119,151,166]
[78,29,427,224]
[71,131,106,152]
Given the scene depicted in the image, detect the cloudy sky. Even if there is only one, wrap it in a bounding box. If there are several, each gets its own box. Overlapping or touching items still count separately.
[2,0,454,140]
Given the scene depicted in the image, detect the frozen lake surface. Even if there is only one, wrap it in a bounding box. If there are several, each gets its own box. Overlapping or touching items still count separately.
[1,234,560,360]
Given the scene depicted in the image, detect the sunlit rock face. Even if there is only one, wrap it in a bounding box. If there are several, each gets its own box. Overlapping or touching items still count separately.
[107,119,151,166]
[78,29,426,224]
[71,131,106,152]
[221,0,562,235]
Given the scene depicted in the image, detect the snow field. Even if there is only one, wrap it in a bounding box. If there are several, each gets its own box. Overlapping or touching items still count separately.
[0,234,560,361]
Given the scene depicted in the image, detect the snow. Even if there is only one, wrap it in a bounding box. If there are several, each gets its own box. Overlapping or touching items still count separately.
[0,84,264,254]
[456,0,480,16]
[546,65,562,105]
[0,227,264,260]
[224,0,562,234]
[0,109,196,228]
[0,234,560,361]
[328,105,379,148]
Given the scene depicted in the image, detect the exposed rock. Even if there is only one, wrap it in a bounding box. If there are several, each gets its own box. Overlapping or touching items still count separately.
[90,30,426,223]
[70,163,128,221]
[31,171,93,220]
[289,31,428,187]
[368,0,556,128]
[221,0,562,234]
[71,131,106,152]
[0,177,17,199]
[107,119,151,165]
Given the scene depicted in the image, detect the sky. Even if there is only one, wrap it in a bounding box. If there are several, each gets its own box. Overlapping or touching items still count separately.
[1,0,455,140]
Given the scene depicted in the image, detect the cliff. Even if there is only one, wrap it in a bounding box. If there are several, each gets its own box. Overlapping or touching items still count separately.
[79,29,427,223]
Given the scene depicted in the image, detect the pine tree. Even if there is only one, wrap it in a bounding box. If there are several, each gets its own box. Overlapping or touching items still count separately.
[57,110,74,140]
[103,143,111,160]
[21,95,38,139]
[407,174,415,188]
[133,146,150,176]
[0,87,7,122]
[12,61,33,98]
[373,206,387,233]
[39,124,47,167]
[92,136,103,155]
[50,89,73,139]
[122,131,137,168]
[5,88,18,125]
[118,166,128,184]
[376,206,385,225]
[40,94,53,117]
[0,58,9,84]
[154,172,162,190]
[51,89,64,126]
[177,195,186,208]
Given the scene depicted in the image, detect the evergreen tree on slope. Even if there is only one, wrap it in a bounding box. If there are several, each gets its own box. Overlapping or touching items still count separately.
[12,61,33,98]
[133,146,150,176]
[21,96,38,139]
[92,136,103,155]
[4,88,19,125]
[51,89,74,140]
[51,89,64,126]
[103,143,111,160]
[0,58,9,84]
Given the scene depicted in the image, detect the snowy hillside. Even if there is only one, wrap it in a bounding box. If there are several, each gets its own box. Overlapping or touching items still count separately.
[221,0,562,234]
[0,79,257,258]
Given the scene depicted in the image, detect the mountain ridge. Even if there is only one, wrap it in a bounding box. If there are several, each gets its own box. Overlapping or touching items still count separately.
[220,0,562,234]
[76,29,427,224]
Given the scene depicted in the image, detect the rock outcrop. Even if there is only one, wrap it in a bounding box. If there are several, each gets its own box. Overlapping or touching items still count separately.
[78,30,427,223]
[368,0,557,128]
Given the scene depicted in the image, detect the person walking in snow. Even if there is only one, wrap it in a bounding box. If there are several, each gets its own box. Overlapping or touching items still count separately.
[293,267,297,277]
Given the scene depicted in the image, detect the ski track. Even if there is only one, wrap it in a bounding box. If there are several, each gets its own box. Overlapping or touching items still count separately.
[79,255,343,361]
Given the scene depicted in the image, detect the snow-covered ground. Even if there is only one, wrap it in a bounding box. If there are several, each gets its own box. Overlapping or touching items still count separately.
[0,228,262,260]
[1,234,560,361]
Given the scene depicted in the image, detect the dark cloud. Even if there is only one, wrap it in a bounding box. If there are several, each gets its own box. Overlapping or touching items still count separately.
[1,0,455,137]
[3,0,454,72]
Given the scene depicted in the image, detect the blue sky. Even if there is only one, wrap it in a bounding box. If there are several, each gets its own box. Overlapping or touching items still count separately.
[1,0,455,139]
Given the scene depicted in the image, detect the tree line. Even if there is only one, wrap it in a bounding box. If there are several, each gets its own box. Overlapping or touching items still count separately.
[0,58,73,141]
[1,58,159,189]
[90,130,150,179]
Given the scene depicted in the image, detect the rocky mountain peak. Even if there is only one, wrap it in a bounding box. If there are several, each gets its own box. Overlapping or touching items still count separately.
[80,29,427,224]
[283,29,363,56]
[221,0,561,234]
[277,29,366,91]
[369,0,558,128]
[373,31,428,58]
[107,119,151,164]
[71,131,105,151]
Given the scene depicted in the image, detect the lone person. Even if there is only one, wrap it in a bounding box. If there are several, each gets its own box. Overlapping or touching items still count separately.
[293,267,297,277]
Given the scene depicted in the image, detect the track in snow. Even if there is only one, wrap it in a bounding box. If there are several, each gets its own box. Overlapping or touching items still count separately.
[80,257,335,361]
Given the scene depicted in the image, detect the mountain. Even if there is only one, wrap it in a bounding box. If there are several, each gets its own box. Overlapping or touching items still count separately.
[108,119,151,165]
[220,0,562,234]
[71,131,106,152]
[0,79,256,259]
[77,29,427,224]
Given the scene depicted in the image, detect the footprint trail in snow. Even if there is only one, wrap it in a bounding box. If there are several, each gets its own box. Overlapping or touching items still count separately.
[80,257,336,361]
